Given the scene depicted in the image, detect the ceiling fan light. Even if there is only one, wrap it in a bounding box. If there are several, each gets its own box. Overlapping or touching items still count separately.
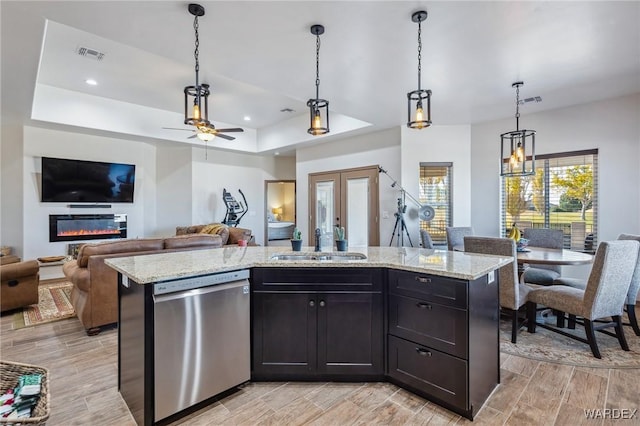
[197,132,215,142]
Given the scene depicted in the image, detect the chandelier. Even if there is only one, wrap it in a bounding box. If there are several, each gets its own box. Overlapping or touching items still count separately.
[500,82,536,176]
[183,3,210,134]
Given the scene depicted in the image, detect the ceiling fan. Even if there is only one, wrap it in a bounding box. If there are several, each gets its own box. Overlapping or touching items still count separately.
[162,125,244,141]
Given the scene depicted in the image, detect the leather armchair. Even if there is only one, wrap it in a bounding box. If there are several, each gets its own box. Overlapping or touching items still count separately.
[1,259,40,312]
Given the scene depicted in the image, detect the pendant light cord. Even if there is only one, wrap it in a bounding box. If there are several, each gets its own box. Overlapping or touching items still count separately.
[417,18,422,91]
[515,84,520,131]
[315,34,321,100]
[193,15,200,87]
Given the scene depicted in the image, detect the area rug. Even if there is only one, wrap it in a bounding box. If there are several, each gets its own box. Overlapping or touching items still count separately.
[12,281,75,329]
[500,310,640,368]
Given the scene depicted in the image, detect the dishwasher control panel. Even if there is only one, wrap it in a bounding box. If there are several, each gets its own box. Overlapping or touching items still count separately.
[153,269,250,295]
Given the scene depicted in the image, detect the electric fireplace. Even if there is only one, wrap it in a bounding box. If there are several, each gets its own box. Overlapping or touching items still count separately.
[49,214,127,242]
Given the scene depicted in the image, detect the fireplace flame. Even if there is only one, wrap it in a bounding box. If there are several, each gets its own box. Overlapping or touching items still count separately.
[57,229,121,236]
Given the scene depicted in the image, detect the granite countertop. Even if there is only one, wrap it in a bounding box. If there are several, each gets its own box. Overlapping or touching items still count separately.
[105,246,512,284]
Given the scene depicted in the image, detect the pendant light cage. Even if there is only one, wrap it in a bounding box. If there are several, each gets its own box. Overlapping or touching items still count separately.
[407,10,432,129]
[500,82,536,176]
[307,24,329,136]
[184,3,211,129]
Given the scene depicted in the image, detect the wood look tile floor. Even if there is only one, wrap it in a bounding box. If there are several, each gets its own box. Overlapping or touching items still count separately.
[2,312,639,425]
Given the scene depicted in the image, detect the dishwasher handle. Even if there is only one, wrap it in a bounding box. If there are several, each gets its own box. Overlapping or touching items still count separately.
[153,280,249,303]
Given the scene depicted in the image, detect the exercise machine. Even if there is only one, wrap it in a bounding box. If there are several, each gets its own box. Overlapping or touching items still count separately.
[221,188,248,227]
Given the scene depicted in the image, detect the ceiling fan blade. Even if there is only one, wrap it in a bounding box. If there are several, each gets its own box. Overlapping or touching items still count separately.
[162,127,194,131]
[215,133,235,141]
[215,128,244,133]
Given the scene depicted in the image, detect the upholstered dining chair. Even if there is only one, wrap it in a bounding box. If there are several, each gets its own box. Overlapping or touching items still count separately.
[554,233,640,336]
[446,227,474,251]
[419,229,434,249]
[526,240,640,359]
[464,236,532,343]
[521,228,564,285]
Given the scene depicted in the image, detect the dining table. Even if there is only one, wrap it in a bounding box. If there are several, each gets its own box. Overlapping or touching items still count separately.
[516,246,594,267]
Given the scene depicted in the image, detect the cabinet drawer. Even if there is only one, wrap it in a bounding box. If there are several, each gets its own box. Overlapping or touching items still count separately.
[388,294,467,358]
[388,335,468,410]
[389,270,467,309]
[252,268,382,292]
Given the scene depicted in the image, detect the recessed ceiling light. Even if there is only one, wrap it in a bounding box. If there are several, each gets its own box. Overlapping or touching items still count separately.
[85,79,98,86]
[243,116,251,121]
[275,152,280,156]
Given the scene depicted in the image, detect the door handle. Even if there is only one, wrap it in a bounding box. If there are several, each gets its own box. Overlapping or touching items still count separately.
[416,347,432,357]
[319,300,325,307]
[414,276,431,283]
[416,302,432,310]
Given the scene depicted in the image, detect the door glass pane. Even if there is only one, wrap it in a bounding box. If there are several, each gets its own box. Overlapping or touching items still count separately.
[347,177,369,247]
[316,180,335,239]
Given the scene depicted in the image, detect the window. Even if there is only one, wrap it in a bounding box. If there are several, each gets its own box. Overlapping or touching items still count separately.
[419,162,453,245]
[501,150,598,253]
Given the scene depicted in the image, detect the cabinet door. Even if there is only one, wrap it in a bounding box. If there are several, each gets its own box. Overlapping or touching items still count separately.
[252,292,316,377]
[317,292,383,376]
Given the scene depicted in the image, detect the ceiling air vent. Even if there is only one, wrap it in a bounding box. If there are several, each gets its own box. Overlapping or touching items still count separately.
[76,46,105,61]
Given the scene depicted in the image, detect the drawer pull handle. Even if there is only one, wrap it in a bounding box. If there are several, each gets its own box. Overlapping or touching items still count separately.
[416,302,432,310]
[415,276,431,283]
[309,300,315,307]
[319,300,326,307]
[416,348,432,357]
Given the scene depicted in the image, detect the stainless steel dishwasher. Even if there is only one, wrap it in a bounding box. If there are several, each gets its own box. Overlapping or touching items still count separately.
[152,269,250,421]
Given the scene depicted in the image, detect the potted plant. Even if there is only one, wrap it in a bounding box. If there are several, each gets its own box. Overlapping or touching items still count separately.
[334,226,347,251]
[291,228,303,251]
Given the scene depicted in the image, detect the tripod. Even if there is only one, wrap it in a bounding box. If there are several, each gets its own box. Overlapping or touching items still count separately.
[389,193,414,247]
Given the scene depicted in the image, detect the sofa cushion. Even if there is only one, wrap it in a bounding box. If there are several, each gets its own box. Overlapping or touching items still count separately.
[164,234,222,249]
[76,239,165,267]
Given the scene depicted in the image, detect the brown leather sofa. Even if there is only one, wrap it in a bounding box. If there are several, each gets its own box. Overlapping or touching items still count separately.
[175,223,254,245]
[62,234,222,335]
[1,257,40,312]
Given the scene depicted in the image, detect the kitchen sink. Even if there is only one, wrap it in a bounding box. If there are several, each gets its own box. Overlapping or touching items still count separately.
[270,253,367,261]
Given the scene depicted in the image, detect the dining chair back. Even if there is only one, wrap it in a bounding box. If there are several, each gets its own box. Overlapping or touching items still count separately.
[419,229,434,249]
[446,227,474,251]
[616,233,640,335]
[526,240,640,358]
[521,228,564,285]
[464,236,530,343]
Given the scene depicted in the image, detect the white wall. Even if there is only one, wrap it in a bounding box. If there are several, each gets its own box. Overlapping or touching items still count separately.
[21,126,157,259]
[1,123,25,257]
[190,149,295,246]
[400,125,472,244]
[471,93,640,278]
[297,127,401,246]
[155,145,193,237]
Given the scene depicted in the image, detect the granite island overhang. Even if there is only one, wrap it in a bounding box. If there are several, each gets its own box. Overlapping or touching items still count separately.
[105,245,512,284]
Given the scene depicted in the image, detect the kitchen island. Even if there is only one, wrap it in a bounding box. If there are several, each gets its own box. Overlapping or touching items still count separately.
[107,246,511,425]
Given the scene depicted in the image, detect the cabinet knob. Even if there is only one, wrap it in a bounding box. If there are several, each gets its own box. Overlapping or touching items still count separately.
[416,348,432,357]
[319,300,326,307]
[309,300,315,307]
[414,276,431,283]
[416,302,432,310]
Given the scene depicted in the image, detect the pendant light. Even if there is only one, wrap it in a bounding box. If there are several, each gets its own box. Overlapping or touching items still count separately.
[307,24,329,136]
[500,82,536,176]
[407,10,432,129]
[184,3,210,131]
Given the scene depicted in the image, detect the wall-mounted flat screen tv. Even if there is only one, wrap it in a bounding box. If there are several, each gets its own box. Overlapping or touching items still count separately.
[41,157,136,203]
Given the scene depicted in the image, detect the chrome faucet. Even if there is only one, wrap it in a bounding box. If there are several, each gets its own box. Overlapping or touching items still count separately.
[314,228,322,252]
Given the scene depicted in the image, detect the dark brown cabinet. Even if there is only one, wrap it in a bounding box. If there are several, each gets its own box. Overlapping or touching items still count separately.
[251,268,384,380]
[387,269,499,420]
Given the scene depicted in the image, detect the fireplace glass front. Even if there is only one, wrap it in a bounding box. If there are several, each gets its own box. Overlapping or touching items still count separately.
[49,214,127,242]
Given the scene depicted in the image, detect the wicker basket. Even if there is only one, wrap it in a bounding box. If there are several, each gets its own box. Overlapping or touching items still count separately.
[0,361,50,425]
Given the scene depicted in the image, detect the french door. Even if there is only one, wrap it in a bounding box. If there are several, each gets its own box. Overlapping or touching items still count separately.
[309,166,380,248]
